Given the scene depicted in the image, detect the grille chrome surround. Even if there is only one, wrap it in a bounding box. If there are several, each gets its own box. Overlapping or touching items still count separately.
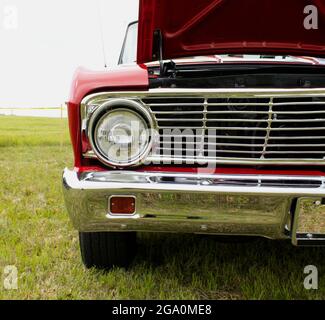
[81,88,325,166]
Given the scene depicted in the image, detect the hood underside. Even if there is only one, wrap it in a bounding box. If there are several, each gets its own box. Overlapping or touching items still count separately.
[137,0,325,64]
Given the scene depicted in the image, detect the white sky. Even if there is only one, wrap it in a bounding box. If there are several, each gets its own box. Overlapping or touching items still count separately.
[0,0,139,107]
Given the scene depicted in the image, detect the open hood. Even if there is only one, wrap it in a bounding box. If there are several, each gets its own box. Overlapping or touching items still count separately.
[137,0,325,64]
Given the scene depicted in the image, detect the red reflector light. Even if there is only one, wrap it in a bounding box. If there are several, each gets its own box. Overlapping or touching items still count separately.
[109,196,136,215]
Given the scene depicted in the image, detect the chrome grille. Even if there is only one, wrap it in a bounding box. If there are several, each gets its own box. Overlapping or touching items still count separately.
[142,95,325,164]
[81,89,325,166]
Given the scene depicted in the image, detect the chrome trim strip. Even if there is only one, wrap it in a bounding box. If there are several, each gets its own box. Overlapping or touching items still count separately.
[145,156,325,165]
[81,88,325,103]
[69,170,325,196]
[83,152,325,165]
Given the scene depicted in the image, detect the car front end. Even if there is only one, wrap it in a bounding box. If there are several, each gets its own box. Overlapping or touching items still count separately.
[62,0,325,269]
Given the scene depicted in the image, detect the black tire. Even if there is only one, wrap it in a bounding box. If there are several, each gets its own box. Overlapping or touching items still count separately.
[79,232,137,270]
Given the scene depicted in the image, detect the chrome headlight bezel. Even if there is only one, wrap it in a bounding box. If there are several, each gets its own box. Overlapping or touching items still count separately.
[88,99,154,168]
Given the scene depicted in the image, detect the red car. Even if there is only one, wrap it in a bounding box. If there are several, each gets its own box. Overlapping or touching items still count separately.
[63,0,325,269]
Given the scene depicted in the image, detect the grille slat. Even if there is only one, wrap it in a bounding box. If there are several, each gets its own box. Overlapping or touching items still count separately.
[152,111,203,114]
[204,143,325,147]
[270,136,325,140]
[156,147,325,155]
[158,126,325,131]
[142,95,325,163]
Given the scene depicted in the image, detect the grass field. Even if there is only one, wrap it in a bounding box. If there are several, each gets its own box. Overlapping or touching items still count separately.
[0,115,325,300]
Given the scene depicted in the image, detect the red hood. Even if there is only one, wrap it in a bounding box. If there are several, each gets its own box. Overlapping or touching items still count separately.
[69,65,148,104]
[137,0,325,64]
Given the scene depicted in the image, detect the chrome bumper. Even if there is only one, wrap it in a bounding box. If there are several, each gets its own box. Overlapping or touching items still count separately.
[62,169,325,243]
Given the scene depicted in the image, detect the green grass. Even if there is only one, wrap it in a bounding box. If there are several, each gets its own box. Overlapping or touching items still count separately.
[0,116,70,147]
[0,115,325,300]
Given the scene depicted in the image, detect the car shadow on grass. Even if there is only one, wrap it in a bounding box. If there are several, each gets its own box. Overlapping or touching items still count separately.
[125,232,325,299]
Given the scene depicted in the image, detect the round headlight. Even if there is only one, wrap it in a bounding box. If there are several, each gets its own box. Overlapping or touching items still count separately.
[88,99,153,167]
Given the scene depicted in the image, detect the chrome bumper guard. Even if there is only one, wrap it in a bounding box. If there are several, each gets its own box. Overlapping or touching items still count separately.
[62,169,325,245]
